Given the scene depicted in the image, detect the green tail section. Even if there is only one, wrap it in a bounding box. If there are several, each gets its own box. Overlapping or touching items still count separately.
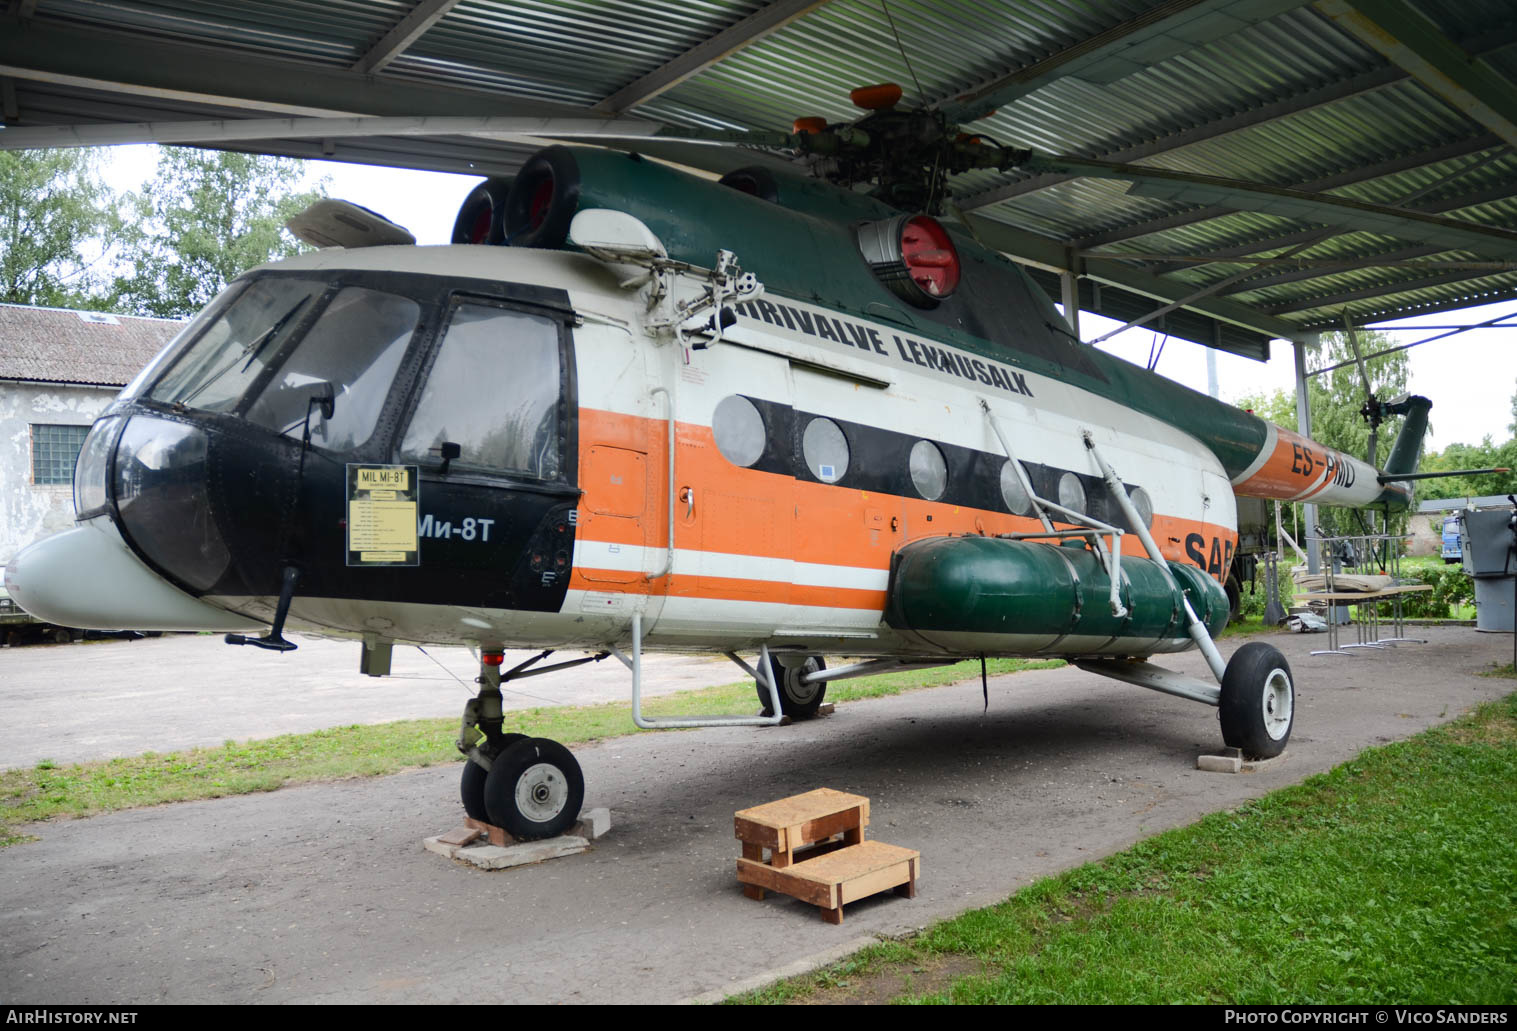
[1382,395,1433,478]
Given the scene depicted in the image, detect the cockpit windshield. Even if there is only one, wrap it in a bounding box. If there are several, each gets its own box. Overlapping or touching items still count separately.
[148,277,323,413]
[244,287,420,450]
[143,276,425,453]
[136,272,567,477]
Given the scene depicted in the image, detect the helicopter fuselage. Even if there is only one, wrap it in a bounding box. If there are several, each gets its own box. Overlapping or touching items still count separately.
[9,241,1249,659]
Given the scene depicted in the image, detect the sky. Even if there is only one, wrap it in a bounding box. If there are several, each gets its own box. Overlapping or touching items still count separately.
[104,145,1517,453]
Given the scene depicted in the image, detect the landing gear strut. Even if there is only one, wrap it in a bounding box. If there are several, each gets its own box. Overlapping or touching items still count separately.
[457,649,591,840]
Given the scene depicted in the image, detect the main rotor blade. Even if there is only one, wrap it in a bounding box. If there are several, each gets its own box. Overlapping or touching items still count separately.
[1006,154,1517,258]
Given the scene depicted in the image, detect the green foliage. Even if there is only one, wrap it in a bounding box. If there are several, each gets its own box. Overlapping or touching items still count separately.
[1397,563,1476,619]
[1232,387,1297,432]
[113,149,326,317]
[0,149,127,308]
[1419,437,1517,502]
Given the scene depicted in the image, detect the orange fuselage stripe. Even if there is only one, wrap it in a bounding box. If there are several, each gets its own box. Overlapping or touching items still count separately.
[571,407,1237,607]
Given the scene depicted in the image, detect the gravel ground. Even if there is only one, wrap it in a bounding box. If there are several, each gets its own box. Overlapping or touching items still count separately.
[0,625,1511,1004]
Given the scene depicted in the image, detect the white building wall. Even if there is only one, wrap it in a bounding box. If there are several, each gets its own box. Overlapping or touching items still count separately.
[1,382,116,566]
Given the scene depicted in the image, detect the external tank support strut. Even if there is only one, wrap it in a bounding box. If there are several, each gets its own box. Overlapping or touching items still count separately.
[614,611,786,729]
[1082,431,1229,684]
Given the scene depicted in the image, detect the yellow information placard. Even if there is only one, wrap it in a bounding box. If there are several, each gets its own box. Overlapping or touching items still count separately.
[346,464,419,566]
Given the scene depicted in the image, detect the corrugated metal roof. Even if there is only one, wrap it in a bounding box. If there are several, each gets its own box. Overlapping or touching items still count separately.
[5,0,1517,347]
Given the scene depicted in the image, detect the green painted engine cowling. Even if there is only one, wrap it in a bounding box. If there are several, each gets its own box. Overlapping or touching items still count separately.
[884,535,1228,657]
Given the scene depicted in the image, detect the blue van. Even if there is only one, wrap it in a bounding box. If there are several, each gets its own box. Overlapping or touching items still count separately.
[1441,514,1463,563]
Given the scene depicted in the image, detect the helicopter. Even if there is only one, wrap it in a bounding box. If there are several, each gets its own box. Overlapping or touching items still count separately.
[5,84,1444,843]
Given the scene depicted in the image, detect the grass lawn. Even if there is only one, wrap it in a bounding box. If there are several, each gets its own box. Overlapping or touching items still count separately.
[0,655,1061,846]
[732,682,1517,1005]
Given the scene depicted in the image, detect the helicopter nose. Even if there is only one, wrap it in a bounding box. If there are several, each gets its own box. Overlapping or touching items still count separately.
[111,415,233,592]
[5,521,257,632]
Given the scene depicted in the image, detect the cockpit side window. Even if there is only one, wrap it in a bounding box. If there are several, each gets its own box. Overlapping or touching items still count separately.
[147,277,325,413]
[398,301,565,481]
[244,287,421,451]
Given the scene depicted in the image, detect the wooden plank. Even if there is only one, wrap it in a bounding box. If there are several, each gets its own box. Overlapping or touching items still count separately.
[733,788,869,830]
[838,861,913,906]
[736,857,834,907]
[894,857,919,899]
[785,841,919,885]
[733,816,781,848]
[795,805,867,846]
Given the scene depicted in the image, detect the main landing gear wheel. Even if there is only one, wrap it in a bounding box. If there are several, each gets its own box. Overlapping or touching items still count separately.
[1219,642,1295,759]
[756,654,827,718]
[483,737,584,840]
[459,733,525,822]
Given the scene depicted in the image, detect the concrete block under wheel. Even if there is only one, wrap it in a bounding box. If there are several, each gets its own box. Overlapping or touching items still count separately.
[425,832,590,870]
[1196,748,1288,774]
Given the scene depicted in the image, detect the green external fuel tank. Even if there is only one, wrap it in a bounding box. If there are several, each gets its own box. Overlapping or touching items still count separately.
[884,536,1228,657]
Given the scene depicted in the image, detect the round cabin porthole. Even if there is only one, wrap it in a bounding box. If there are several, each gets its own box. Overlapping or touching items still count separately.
[909,440,947,500]
[712,395,766,468]
[1129,485,1154,528]
[1057,472,1086,516]
[802,417,849,483]
[999,460,1033,516]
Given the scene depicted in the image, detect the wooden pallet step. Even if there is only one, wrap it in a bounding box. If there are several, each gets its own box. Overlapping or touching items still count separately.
[737,840,919,924]
[733,787,869,855]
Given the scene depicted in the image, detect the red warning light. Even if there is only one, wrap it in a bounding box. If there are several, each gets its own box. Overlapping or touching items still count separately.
[900,216,960,300]
[856,214,961,308]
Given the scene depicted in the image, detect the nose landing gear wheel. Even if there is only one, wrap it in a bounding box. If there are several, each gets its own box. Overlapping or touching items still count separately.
[459,733,525,822]
[756,654,827,718]
[482,737,584,840]
[1219,642,1294,759]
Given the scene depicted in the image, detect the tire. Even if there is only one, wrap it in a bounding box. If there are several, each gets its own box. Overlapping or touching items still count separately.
[482,737,584,840]
[504,147,581,249]
[459,733,526,822]
[1219,642,1294,759]
[460,759,490,822]
[50,628,72,645]
[1225,576,1242,623]
[450,177,512,244]
[756,654,826,718]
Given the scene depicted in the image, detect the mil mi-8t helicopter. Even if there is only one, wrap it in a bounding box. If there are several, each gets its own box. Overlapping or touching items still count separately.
[7,84,1441,841]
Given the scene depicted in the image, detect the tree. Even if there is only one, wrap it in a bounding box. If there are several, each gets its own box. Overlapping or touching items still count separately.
[1419,437,1517,502]
[114,149,325,318]
[0,148,127,309]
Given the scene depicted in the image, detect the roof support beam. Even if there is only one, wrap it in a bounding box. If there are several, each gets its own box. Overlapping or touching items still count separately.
[595,0,831,114]
[960,65,1403,210]
[0,15,601,120]
[351,0,462,75]
[1264,267,1515,314]
[1071,133,1500,249]
[960,26,1517,212]
[1125,172,1515,284]
[963,213,1299,339]
[939,0,1309,124]
[1315,0,1517,148]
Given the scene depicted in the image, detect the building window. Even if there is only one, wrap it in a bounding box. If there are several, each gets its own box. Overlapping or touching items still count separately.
[32,424,90,485]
